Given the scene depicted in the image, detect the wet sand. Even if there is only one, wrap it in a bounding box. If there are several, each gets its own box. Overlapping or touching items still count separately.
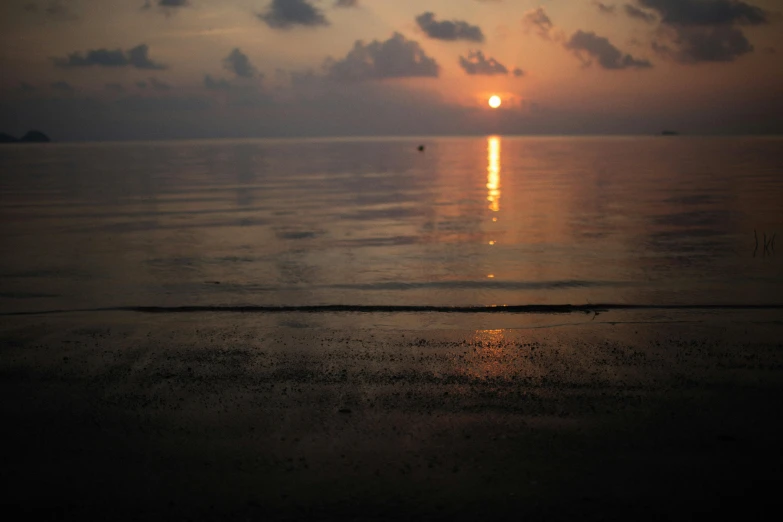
[2,311,782,520]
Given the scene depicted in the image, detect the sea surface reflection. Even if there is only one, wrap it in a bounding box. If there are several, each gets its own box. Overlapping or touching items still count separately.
[0,136,782,313]
[487,136,501,213]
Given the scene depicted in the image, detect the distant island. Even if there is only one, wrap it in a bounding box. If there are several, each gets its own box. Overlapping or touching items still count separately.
[661,130,680,136]
[0,130,51,144]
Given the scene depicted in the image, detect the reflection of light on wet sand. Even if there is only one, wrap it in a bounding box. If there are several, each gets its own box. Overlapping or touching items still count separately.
[460,329,512,379]
[487,136,501,213]
[451,329,553,384]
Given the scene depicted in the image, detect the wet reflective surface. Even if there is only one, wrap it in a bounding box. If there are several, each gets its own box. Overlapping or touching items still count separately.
[3,313,783,520]
[1,136,782,313]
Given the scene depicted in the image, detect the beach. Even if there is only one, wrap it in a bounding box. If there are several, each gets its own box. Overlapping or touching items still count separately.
[1,138,782,519]
[3,310,782,520]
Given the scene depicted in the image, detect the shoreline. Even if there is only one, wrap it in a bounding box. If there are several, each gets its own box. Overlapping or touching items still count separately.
[4,302,783,317]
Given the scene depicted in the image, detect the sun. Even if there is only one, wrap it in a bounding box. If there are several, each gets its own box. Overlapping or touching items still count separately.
[488,95,502,109]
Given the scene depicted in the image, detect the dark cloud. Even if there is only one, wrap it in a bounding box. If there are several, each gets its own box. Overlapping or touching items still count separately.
[136,81,147,89]
[513,67,525,77]
[105,83,125,93]
[223,48,257,78]
[652,25,754,62]
[257,0,328,29]
[458,51,509,75]
[53,44,166,70]
[594,2,617,14]
[566,30,653,69]
[326,33,439,81]
[204,75,232,91]
[522,7,555,40]
[335,0,357,7]
[637,0,770,63]
[51,81,75,94]
[20,82,37,93]
[415,12,485,43]
[142,0,189,10]
[625,4,657,23]
[636,0,768,27]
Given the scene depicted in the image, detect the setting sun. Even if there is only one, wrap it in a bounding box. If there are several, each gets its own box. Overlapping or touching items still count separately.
[488,96,502,109]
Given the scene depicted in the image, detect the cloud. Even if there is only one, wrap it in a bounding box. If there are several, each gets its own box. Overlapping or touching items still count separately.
[636,0,770,63]
[522,7,555,40]
[223,48,257,78]
[335,0,357,7]
[105,83,125,93]
[525,7,654,71]
[624,4,657,23]
[142,0,189,11]
[415,12,485,43]
[257,0,328,29]
[566,30,653,69]
[20,82,37,93]
[53,44,166,70]
[137,81,148,89]
[458,51,509,75]
[204,74,232,91]
[652,25,754,62]
[513,67,525,77]
[636,0,768,27]
[51,81,75,94]
[594,2,617,14]
[326,32,439,81]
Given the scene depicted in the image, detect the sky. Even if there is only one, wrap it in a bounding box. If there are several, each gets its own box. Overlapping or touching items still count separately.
[0,0,781,140]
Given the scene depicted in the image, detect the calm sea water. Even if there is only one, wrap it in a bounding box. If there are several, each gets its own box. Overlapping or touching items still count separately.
[1,136,782,315]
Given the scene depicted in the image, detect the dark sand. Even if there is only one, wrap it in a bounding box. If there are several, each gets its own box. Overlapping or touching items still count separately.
[2,311,782,520]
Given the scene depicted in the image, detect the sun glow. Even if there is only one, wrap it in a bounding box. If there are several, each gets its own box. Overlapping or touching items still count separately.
[488,95,502,109]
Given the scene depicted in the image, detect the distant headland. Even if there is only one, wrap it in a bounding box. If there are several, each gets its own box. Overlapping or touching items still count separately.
[0,130,51,144]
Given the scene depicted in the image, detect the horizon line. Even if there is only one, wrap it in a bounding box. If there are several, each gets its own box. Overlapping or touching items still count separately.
[4,132,783,146]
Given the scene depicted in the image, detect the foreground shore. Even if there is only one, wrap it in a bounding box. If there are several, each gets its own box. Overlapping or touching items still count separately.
[2,311,782,520]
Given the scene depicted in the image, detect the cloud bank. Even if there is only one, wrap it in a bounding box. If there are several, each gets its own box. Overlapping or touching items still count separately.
[53,44,166,70]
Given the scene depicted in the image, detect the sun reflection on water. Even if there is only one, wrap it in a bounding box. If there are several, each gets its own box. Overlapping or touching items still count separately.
[487,136,501,213]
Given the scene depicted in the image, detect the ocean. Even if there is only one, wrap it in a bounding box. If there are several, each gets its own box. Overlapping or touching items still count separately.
[1,136,782,318]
